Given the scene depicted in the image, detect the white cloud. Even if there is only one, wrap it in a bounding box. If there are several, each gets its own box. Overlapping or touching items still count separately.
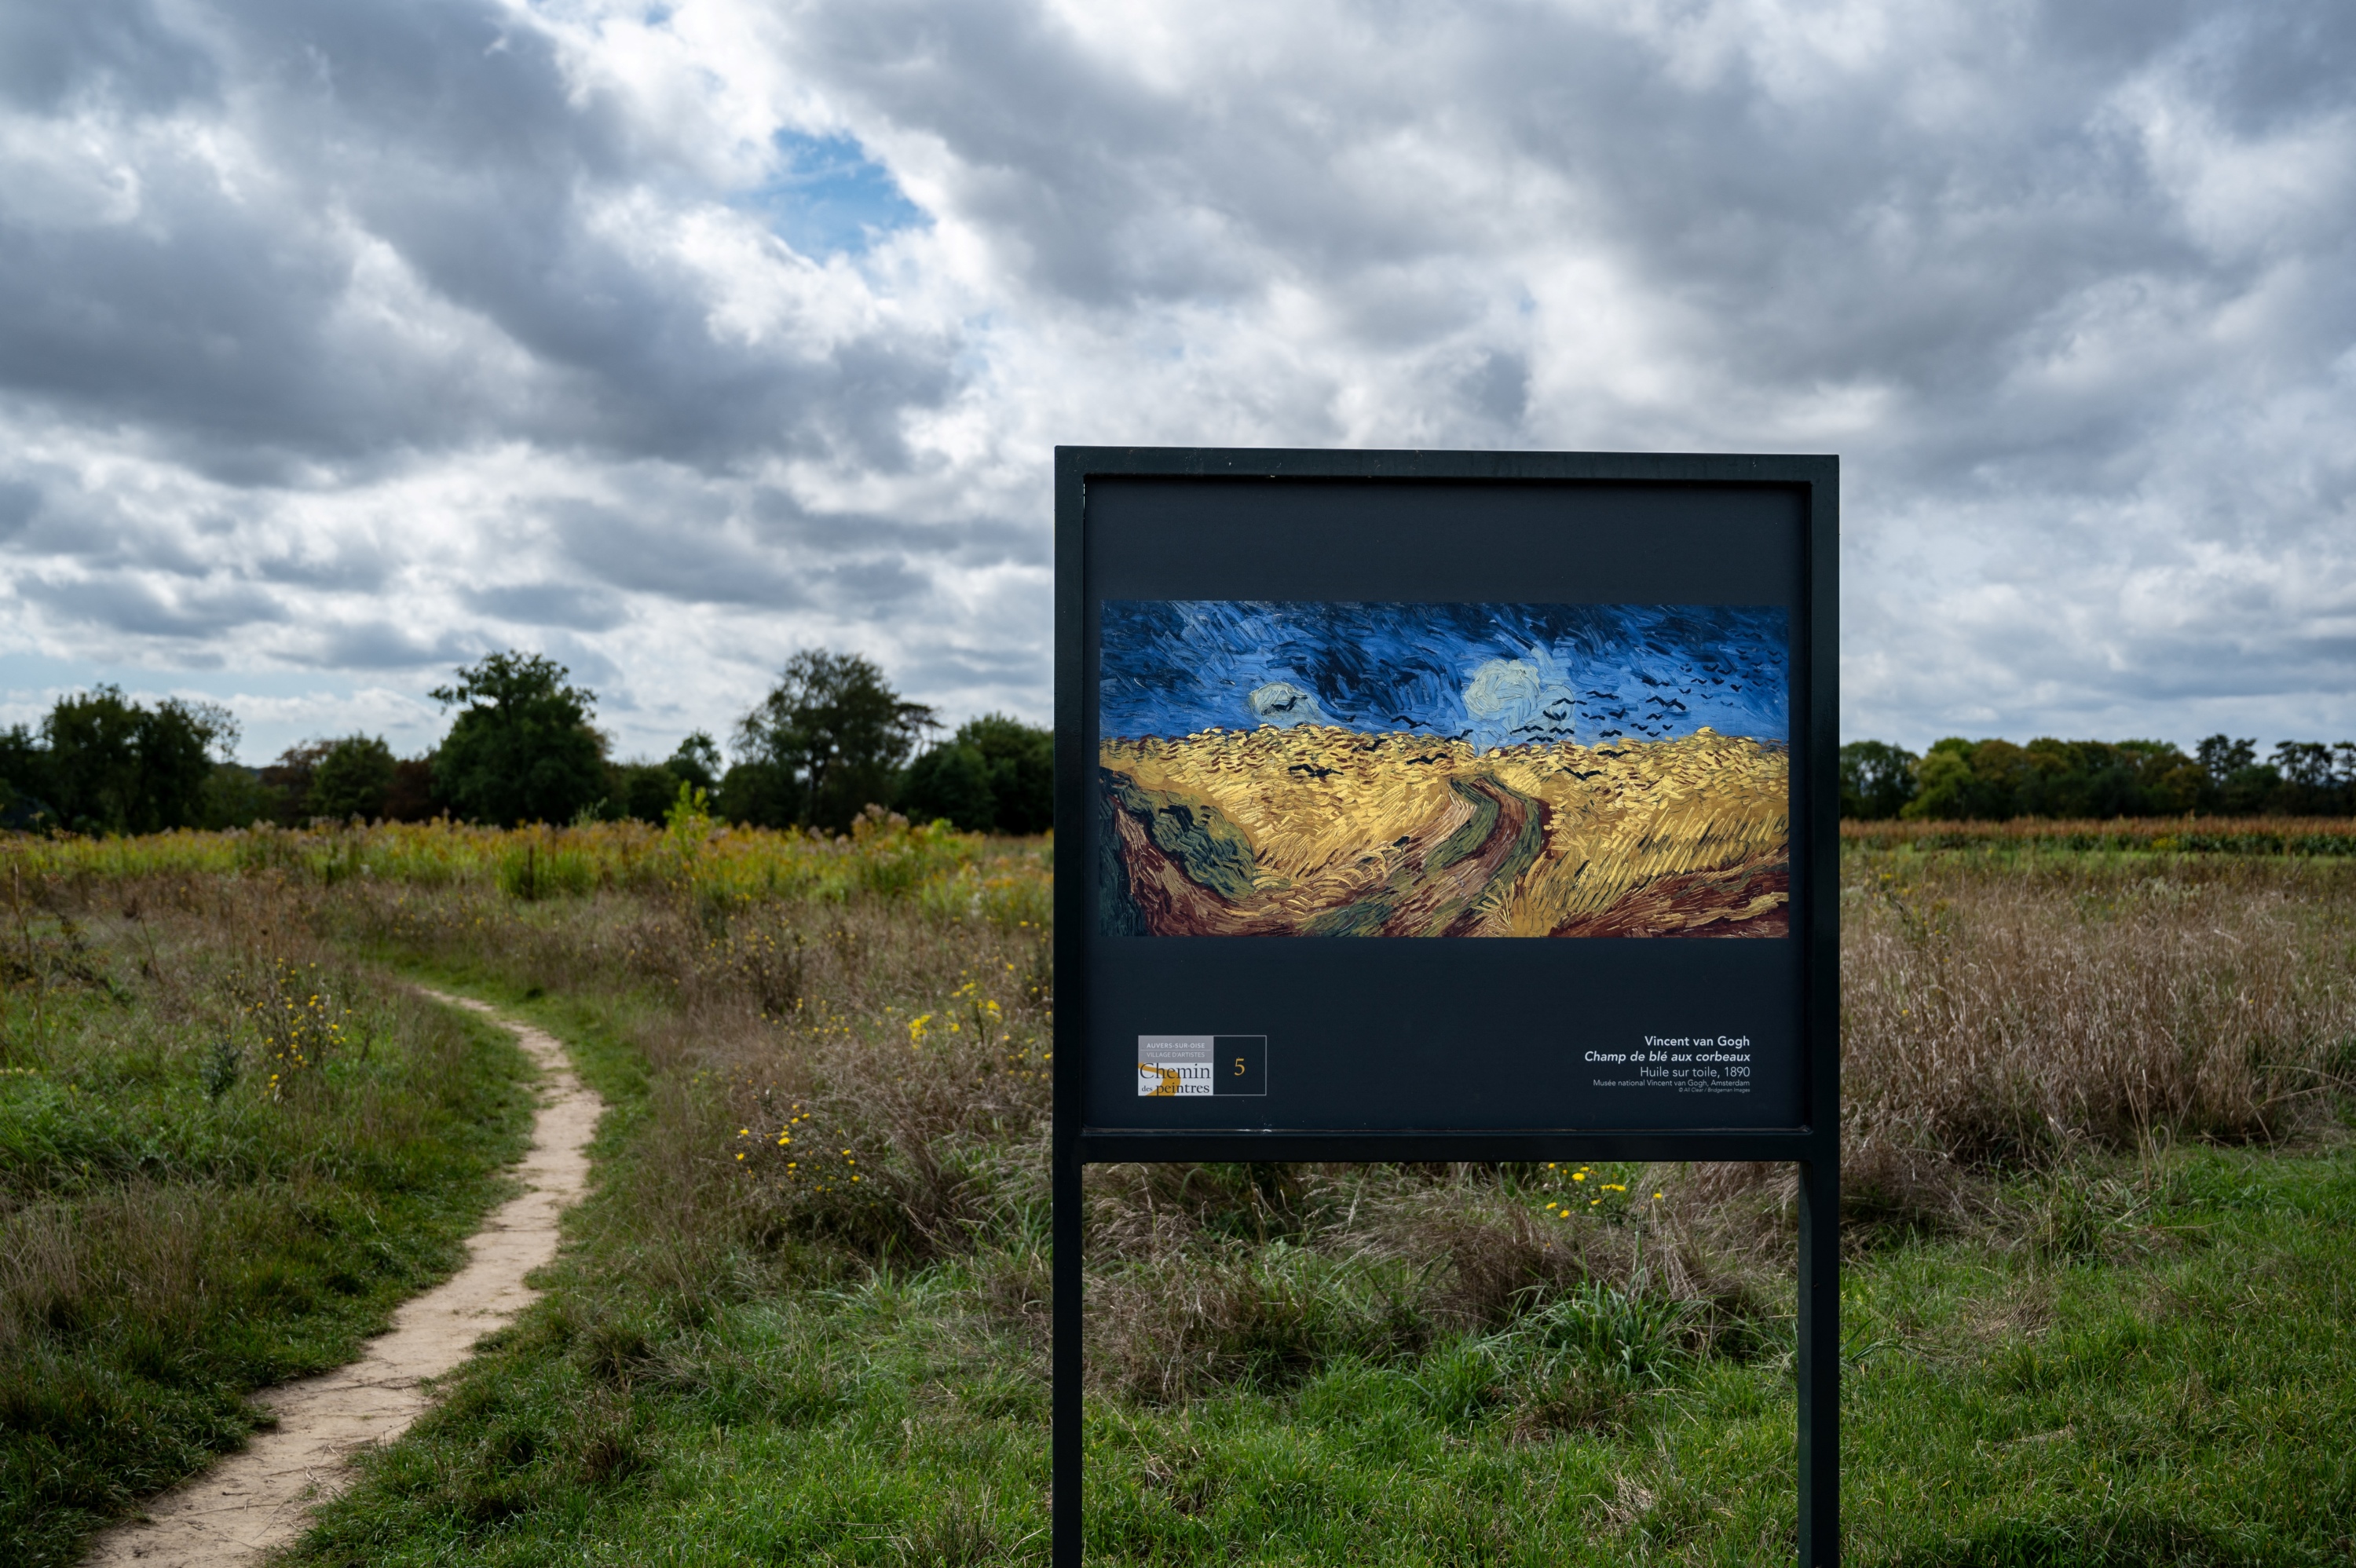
[0,0,2351,765]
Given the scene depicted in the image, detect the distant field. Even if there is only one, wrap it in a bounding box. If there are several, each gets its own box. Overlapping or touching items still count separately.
[1843,814,2356,853]
[1100,726,1788,937]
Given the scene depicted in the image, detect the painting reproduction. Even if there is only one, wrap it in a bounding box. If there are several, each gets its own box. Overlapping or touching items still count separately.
[1098,601,1790,938]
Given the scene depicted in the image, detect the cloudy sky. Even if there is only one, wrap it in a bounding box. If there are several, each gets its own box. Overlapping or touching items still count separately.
[2,0,2351,765]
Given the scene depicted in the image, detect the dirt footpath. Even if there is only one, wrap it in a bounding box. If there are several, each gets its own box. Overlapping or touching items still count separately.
[86,993,602,1568]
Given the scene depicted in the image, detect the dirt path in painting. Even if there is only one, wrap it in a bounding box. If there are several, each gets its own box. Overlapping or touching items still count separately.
[1378,775,1542,936]
[83,992,601,1568]
[1111,772,1549,936]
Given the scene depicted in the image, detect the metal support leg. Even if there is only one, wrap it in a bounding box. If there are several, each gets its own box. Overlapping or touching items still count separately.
[1052,1146,1084,1568]
[1796,1157,1840,1566]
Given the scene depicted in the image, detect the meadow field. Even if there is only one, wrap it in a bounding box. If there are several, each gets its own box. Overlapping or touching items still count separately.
[4,815,2354,1563]
[0,852,540,1563]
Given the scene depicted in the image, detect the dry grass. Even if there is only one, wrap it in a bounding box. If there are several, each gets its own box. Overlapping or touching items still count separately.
[296,864,1756,1402]
[1843,853,2356,1168]
[0,882,516,1366]
[1842,815,2356,852]
[287,838,2356,1404]
[2,1183,214,1358]
[17,832,2351,1421]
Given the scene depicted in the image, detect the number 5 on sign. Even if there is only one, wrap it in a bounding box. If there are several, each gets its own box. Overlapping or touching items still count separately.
[1219,1036,1264,1096]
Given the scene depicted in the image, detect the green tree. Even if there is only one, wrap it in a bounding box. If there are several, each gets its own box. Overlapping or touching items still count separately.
[2114,740,2204,814]
[309,735,398,821]
[0,723,57,829]
[41,687,234,834]
[606,732,730,824]
[430,653,608,825]
[261,739,332,824]
[1856,731,2350,823]
[609,761,677,824]
[902,713,1053,834]
[901,742,997,832]
[42,689,144,833]
[714,757,790,829]
[2196,734,2257,780]
[385,758,437,821]
[961,713,1053,834]
[2269,741,2338,813]
[1902,738,1998,821]
[2196,734,2278,814]
[199,765,279,828]
[730,651,935,832]
[1891,733,2258,821]
[1838,740,1919,819]
[668,731,722,793]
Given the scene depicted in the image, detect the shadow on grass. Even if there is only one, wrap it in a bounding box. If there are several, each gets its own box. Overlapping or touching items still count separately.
[1901,1511,2283,1568]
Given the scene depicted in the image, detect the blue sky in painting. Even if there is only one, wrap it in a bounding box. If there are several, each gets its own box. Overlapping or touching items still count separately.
[1101,602,1787,749]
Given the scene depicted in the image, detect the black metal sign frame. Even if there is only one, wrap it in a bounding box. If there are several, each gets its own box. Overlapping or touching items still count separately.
[1052,447,1839,1565]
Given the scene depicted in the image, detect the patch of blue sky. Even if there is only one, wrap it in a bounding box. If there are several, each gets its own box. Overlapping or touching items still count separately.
[743,130,927,259]
[1099,601,1788,750]
[948,313,1000,378]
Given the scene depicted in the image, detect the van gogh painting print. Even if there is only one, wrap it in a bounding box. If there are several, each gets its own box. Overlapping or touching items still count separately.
[1098,601,1790,938]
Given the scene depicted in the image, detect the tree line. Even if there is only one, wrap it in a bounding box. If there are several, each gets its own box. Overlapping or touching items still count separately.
[0,650,1050,838]
[1841,735,2356,821]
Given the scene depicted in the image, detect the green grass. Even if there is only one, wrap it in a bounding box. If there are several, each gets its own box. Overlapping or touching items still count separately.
[1841,1150,2356,1566]
[0,905,537,1566]
[284,981,2356,1565]
[13,846,2350,1564]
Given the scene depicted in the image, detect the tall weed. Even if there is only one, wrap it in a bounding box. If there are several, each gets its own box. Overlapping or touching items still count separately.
[1843,854,2356,1164]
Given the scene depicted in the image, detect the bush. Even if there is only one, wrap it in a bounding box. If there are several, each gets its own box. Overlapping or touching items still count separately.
[902,715,1052,835]
[609,761,683,824]
[901,744,997,832]
[199,765,278,829]
[309,736,397,822]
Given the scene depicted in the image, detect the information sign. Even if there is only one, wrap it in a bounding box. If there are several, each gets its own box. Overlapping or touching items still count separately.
[1053,448,1840,1563]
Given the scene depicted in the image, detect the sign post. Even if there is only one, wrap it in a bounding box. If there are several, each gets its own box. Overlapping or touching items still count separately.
[1053,448,1839,1564]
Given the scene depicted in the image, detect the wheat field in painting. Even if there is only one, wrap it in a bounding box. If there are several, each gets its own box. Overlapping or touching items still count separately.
[1098,725,1788,938]
[1097,600,1790,938]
